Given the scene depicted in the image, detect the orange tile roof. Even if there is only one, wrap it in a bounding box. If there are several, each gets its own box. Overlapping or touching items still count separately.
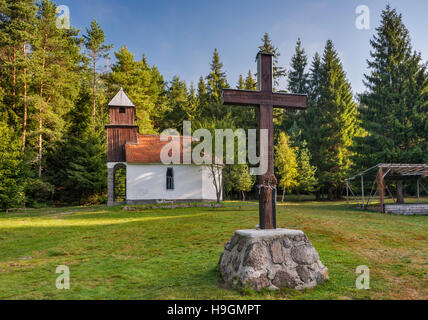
[126,135,193,164]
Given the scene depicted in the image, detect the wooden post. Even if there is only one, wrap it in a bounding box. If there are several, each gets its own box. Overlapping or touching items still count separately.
[346,180,349,208]
[417,178,420,201]
[377,167,385,213]
[361,176,365,209]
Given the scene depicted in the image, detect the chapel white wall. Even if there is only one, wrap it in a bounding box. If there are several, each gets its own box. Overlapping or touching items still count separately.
[202,166,222,201]
[126,164,218,201]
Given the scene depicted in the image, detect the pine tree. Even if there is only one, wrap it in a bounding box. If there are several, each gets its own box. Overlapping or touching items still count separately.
[149,64,168,130]
[32,0,82,177]
[0,121,23,211]
[0,0,36,150]
[275,132,299,201]
[105,47,167,133]
[83,19,112,124]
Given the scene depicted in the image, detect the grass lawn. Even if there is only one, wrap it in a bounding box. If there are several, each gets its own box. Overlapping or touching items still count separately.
[0,201,426,300]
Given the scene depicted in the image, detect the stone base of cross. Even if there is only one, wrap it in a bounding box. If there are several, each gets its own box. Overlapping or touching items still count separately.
[222,52,307,229]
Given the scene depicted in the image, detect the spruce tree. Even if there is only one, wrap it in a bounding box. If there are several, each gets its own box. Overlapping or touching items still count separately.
[258,33,286,89]
[357,5,428,166]
[244,70,257,90]
[45,86,106,204]
[315,40,359,200]
[288,38,309,94]
[163,76,189,130]
[202,49,229,120]
[356,5,428,203]
[231,71,257,129]
[237,74,245,89]
[187,82,199,121]
[206,48,228,101]
[283,38,309,131]
[197,75,208,112]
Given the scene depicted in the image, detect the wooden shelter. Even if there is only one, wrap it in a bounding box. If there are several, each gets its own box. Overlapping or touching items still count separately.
[345,164,428,215]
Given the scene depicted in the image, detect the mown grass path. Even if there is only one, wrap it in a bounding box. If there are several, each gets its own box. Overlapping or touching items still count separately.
[0,201,426,299]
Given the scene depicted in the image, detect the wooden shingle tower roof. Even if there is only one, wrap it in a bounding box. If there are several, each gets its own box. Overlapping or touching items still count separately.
[108,87,135,107]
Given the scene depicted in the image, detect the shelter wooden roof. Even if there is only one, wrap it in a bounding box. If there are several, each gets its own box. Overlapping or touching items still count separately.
[346,164,428,181]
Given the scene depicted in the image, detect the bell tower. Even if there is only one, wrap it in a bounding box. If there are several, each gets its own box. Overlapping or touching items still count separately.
[106,88,139,162]
[106,88,139,205]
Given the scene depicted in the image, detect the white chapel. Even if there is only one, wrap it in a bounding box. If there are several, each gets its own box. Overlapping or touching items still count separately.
[106,88,221,205]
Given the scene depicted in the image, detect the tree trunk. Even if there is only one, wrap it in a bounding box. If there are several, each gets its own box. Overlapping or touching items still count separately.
[315,191,321,201]
[242,191,245,202]
[328,187,334,201]
[22,43,28,152]
[38,82,43,178]
[38,37,47,178]
[396,180,405,204]
[92,53,97,124]
[210,165,221,203]
[12,46,16,110]
[336,186,342,200]
[281,189,285,202]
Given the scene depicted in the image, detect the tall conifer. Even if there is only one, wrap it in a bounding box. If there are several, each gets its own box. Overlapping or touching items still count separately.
[83,19,112,124]
[306,41,359,199]
[356,5,428,203]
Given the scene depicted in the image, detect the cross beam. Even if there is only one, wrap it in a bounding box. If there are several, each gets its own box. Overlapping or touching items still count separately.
[221,52,307,229]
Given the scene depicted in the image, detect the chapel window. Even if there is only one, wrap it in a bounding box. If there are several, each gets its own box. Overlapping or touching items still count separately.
[166,168,174,190]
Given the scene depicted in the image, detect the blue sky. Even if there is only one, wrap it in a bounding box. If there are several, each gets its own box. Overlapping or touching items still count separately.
[59,0,428,95]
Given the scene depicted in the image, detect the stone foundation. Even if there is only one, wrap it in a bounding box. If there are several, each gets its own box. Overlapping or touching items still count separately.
[384,204,428,215]
[218,229,328,290]
[107,166,115,206]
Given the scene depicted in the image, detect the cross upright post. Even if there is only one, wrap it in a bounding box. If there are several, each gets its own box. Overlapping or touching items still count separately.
[222,52,307,229]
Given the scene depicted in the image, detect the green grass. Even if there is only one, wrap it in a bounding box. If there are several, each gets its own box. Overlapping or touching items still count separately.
[0,201,426,300]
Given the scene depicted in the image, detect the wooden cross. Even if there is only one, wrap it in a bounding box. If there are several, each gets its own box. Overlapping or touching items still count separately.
[222,52,307,229]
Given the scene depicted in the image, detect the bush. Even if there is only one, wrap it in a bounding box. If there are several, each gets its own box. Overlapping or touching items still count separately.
[24,178,54,207]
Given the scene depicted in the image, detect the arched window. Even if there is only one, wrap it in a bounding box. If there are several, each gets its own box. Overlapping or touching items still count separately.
[113,164,127,202]
[166,168,174,190]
